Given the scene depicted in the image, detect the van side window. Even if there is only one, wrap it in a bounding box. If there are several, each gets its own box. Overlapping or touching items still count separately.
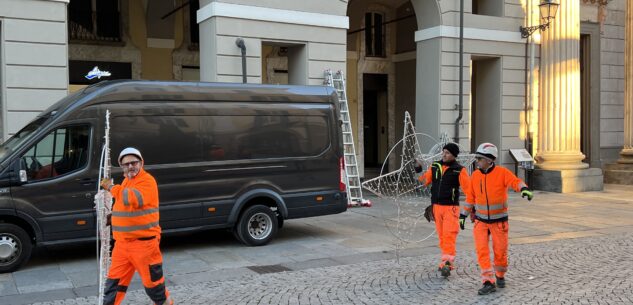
[21,125,91,181]
[202,115,329,161]
[111,116,203,164]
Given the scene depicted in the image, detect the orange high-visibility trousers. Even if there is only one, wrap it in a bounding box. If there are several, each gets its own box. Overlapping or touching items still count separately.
[473,220,509,283]
[103,238,170,305]
[433,205,460,268]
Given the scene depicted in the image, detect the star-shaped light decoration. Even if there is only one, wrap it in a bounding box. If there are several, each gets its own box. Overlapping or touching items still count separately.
[362,111,476,245]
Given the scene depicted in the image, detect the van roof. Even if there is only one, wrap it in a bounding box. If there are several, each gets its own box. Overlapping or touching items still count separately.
[45,80,339,117]
[82,79,335,105]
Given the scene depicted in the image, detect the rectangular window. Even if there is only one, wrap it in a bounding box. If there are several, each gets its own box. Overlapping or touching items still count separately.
[111,115,203,165]
[472,0,503,17]
[365,13,373,56]
[112,114,329,164]
[201,115,330,161]
[69,0,121,42]
[365,12,385,57]
[21,125,91,181]
[189,0,200,45]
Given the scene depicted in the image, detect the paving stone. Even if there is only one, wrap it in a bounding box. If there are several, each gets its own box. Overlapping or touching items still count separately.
[25,232,633,305]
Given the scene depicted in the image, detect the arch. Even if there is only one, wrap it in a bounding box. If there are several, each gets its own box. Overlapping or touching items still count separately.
[410,0,441,30]
[343,0,441,30]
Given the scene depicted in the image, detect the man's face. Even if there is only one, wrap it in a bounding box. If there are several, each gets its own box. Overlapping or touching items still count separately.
[475,156,492,169]
[442,149,455,162]
[120,155,143,179]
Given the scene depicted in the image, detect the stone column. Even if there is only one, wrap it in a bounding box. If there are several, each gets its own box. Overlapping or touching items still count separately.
[620,0,633,163]
[536,0,587,170]
[533,0,603,192]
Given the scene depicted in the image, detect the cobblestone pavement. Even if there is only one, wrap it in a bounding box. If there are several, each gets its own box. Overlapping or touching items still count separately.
[31,232,633,305]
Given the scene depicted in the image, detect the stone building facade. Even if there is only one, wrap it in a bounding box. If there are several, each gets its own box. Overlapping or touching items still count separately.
[1,0,630,191]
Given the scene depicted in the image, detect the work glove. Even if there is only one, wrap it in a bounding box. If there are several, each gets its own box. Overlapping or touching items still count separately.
[100,178,113,191]
[414,159,423,173]
[521,187,533,201]
[459,214,467,230]
[423,205,434,222]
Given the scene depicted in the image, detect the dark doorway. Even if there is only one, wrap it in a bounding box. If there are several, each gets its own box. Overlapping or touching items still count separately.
[580,23,601,168]
[580,33,591,163]
[470,57,501,153]
[363,74,388,170]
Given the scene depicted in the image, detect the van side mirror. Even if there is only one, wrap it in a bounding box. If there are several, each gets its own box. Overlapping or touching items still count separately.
[19,170,28,183]
[14,158,28,183]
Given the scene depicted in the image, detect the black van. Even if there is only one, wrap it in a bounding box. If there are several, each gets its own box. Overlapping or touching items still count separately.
[0,80,347,272]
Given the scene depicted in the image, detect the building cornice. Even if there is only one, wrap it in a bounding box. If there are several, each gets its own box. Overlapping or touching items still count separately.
[415,25,525,44]
[197,2,349,29]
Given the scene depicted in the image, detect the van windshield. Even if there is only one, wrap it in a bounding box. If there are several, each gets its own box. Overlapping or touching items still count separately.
[0,116,49,160]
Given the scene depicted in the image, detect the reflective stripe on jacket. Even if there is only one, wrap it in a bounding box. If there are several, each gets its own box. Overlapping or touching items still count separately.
[461,164,523,223]
[110,168,161,240]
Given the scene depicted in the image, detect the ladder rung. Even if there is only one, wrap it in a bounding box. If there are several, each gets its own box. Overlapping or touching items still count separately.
[327,69,365,204]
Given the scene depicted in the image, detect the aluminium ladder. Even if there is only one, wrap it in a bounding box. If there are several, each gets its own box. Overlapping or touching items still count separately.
[324,69,371,207]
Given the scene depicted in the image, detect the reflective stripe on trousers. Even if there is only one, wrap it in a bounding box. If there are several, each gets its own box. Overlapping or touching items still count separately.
[103,238,170,305]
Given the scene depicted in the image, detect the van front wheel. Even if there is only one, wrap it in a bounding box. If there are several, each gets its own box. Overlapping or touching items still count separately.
[236,205,278,246]
[0,223,32,273]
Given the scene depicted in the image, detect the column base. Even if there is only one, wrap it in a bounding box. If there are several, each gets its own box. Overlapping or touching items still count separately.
[604,163,633,185]
[532,168,604,193]
[617,148,633,164]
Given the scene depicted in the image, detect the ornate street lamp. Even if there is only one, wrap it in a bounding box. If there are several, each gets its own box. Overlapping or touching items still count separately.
[520,0,560,38]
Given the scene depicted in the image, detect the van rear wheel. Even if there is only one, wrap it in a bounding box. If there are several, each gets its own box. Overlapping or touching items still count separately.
[0,224,32,273]
[236,205,278,246]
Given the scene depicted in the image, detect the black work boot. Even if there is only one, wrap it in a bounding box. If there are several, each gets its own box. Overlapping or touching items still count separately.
[440,262,451,277]
[496,276,505,288]
[478,281,496,295]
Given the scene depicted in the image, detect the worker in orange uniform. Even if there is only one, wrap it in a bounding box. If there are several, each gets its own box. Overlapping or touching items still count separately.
[100,147,174,305]
[460,143,533,295]
[415,143,470,277]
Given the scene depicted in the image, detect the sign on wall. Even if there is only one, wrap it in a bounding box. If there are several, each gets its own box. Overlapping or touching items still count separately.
[69,60,132,85]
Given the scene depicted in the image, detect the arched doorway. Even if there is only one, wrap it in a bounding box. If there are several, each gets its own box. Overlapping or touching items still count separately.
[346,0,424,178]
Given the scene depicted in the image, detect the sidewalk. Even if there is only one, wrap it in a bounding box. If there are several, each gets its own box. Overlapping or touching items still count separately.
[1,184,632,304]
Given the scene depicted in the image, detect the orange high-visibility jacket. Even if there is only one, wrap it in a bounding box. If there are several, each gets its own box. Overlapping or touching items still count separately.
[418,162,470,205]
[461,164,524,223]
[110,168,161,240]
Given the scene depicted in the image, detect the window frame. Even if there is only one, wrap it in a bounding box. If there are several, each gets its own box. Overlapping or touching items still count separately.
[68,0,122,43]
[365,12,386,58]
[20,124,92,183]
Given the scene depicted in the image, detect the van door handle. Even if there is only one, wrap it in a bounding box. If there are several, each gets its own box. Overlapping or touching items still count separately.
[77,178,97,186]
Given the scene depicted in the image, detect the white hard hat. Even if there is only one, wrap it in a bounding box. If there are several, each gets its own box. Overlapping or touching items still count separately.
[475,143,498,160]
[118,147,143,164]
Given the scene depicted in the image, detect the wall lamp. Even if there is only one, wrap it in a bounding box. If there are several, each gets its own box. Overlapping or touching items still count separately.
[520,0,560,38]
